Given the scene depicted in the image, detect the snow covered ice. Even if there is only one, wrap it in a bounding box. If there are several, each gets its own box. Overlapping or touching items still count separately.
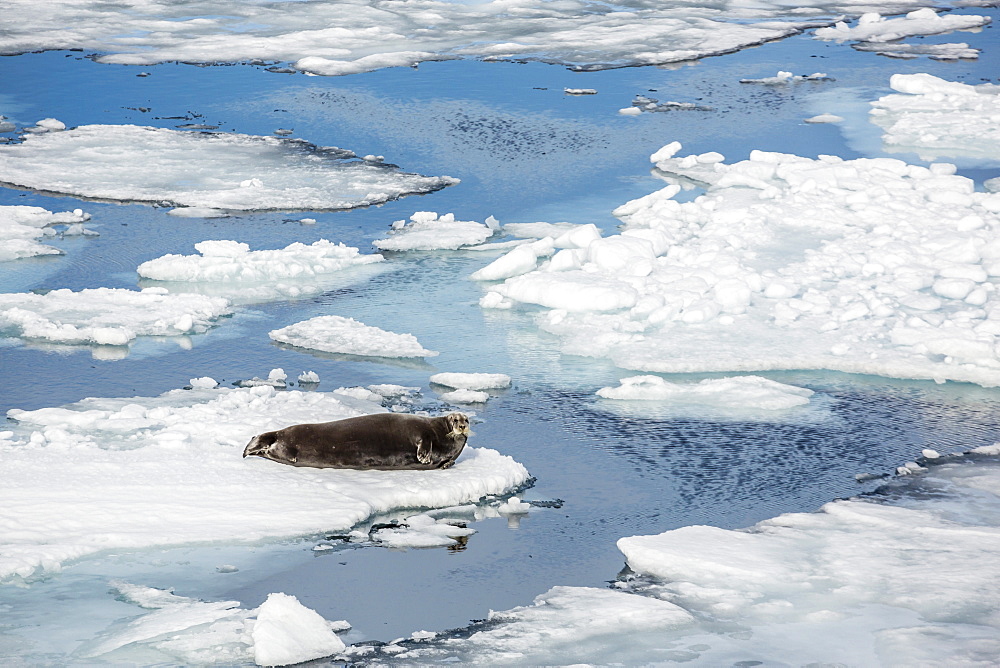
[815,8,990,43]
[374,212,497,251]
[137,239,384,303]
[0,0,883,75]
[597,375,814,410]
[0,125,457,211]
[0,384,529,581]
[269,315,439,358]
[0,204,90,261]
[0,287,232,347]
[870,73,1000,164]
[366,455,1000,665]
[481,141,1000,386]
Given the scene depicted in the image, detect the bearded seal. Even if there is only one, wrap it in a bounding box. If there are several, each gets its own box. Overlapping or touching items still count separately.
[242,412,470,470]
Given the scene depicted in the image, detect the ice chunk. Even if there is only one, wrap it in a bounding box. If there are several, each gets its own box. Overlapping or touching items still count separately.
[138,239,383,303]
[487,142,1000,387]
[429,372,512,390]
[0,385,529,580]
[870,73,1000,164]
[804,113,844,123]
[189,377,219,389]
[597,375,813,410]
[269,315,438,358]
[372,513,476,549]
[440,389,490,404]
[0,204,91,261]
[740,71,832,84]
[0,125,457,211]
[815,10,990,43]
[297,371,320,384]
[252,593,345,666]
[0,288,231,347]
[373,212,495,251]
[564,88,597,95]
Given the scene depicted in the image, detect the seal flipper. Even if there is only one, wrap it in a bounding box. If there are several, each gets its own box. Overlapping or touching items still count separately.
[415,436,432,464]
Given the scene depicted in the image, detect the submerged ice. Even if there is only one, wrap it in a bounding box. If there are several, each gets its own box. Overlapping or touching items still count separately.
[0,125,457,211]
[479,140,1000,386]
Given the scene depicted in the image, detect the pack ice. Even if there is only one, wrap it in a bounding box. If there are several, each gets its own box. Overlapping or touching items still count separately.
[479,141,1000,386]
[815,8,991,43]
[870,73,1000,163]
[0,125,457,211]
[0,287,231,347]
[378,455,1000,665]
[0,0,854,75]
[0,205,91,261]
[0,385,529,582]
[269,315,439,358]
[137,239,384,303]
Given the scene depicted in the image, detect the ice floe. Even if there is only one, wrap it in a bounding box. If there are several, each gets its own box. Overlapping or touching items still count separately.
[815,8,991,43]
[373,212,496,251]
[429,372,512,391]
[852,41,980,60]
[77,582,348,665]
[0,385,529,581]
[0,125,456,211]
[869,73,1000,164]
[269,315,438,358]
[0,287,231,347]
[137,239,384,303]
[739,71,832,84]
[0,205,91,261]
[804,112,844,123]
[596,375,814,410]
[0,0,855,74]
[362,453,1000,665]
[480,142,1000,386]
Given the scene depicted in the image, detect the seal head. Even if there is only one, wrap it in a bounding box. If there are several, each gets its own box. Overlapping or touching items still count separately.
[243,412,470,470]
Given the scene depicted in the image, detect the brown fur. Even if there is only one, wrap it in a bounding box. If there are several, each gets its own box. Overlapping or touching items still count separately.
[243,412,470,470]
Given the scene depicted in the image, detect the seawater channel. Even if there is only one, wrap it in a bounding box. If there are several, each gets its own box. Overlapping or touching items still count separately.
[2,10,1000,660]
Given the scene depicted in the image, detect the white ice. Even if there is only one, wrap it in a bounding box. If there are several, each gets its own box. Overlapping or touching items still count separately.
[0,287,232,347]
[596,375,814,410]
[137,239,384,303]
[77,582,348,666]
[815,8,990,43]
[870,73,1000,164]
[804,113,844,123]
[852,41,980,60]
[0,125,456,211]
[439,389,490,404]
[372,512,476,549]
[0,0,881,75]
[739,71,831,84]
[480,142,1000,387]
[429,372,512,391]
[269,315,439,358]
[0,384,530,581]
[373,212,496,251]
[384,455,1000,665]
[0,205,90,261]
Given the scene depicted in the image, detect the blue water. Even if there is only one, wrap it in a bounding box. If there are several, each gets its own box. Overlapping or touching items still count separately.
[2,10,1000,659]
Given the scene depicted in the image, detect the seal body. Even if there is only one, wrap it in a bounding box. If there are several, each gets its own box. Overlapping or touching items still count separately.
[243,412,470,470]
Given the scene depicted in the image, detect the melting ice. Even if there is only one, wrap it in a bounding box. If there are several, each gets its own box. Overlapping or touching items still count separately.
[0,125,457,211]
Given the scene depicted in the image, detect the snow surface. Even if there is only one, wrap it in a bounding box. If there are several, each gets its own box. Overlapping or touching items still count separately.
[870,73,1000,163]
[269,315,438,358]
[0,287,232,347]
[429,372,512,391]
[0,385,529,581]
[373,212,495,251]
[596,375,814,410]
[0,125,456,211]
[0,205,90,261]
[815,8,990,43]
[252,592,345,666]
[439,389,490,404]
[480,142,1000,386]
[0,0,911,75]
[137,239,384,303]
